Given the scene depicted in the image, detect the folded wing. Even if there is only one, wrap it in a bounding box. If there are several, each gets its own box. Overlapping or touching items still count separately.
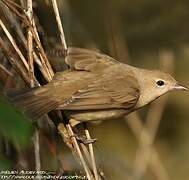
[65,47,120,72]
[60,74,140,111]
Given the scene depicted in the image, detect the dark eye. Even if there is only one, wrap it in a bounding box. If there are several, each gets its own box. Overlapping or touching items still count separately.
[156,80,165,86]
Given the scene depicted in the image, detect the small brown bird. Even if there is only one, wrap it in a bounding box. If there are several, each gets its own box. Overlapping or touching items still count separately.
[13,47,187,125]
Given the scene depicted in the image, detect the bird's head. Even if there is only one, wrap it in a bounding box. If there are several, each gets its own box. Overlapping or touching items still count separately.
[135,69,187,107]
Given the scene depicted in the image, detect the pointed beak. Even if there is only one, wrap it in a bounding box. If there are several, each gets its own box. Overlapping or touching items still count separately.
[174,83,188,91]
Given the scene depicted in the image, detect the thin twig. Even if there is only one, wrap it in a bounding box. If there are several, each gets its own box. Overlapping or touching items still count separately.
[0,63,13,77]
[26,0,34,87]
[77,137,102,179]
[0,19,29,71]
[1,1,99,179]
[58,123,73,151]
[1,0,29,27]
[66,123,93,180]
[0,2,50,82]
[51,1,100,178]
[1,0,54,81]
[31,19,54,80]
[0,1,26,47]
[51,0,67,51]
[58,123,97,179]
[25,1,41,176]
[0,37,31,86]
[80,143,93,167]
[84,127,99,180]
[34,129,41,173]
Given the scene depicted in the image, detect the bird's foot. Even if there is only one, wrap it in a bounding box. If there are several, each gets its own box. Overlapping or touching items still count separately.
[70,134,97,144]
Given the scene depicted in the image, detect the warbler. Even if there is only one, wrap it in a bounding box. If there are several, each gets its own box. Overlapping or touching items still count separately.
[12,47,187,125]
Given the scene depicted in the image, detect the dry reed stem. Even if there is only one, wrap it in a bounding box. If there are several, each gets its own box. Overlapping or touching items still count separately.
[51,1,100,178]
[50,1,96,176]
[0,37,31,86]
[1,0,28,23]
[26,0,34,88]
[0,63,13,77]
[0,2,49,82]
[0,1,51,174]
[0,1,26,47]
[66,123,94,180]
[34,129,41,173]
[31,19,54,80]
[1,1,100,178]
[0,19,29,71]
[84,128,99,180]
[2,0,54,81]
[80,143,93,166]
[51,0,67,51]
[79,142,103,179]
[57,123,73,151]
[26,0,41,175]
[0,0,50,83]
[58,123,89,173]
[58,122,95,178]
[0,0,47,174]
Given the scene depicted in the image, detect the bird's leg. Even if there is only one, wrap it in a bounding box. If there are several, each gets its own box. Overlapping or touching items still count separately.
[82,123,98,144]
[69,119,97,144]
[71,134,97,144]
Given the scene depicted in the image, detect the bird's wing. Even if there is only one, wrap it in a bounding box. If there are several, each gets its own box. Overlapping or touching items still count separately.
[60,74,140,110]
[65,47,120,71]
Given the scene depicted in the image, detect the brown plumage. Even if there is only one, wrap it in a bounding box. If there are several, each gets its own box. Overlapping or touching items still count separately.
[12,47,187,124]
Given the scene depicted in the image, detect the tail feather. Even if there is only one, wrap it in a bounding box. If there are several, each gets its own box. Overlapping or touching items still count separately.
[8,88,59,121]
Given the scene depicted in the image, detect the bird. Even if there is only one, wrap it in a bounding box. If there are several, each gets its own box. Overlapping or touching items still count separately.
[12,47,187,126]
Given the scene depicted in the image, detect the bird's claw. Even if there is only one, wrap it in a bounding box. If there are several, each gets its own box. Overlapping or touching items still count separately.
[70,134,97,144]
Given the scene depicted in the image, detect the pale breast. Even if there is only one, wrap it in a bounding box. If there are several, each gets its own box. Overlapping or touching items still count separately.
[65,108,131,122]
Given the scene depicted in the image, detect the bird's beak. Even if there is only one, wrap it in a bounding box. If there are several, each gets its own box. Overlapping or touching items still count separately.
[174,83,188,91]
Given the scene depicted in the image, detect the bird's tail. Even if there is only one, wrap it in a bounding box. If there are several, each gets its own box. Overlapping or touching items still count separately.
[7,88,58,121]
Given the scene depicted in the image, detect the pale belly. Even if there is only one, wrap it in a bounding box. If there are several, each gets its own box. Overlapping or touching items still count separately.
[65,109,130,122]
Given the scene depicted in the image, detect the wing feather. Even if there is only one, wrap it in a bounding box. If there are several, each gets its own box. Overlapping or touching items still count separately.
[65,47,119,71]
[60,75,140,110]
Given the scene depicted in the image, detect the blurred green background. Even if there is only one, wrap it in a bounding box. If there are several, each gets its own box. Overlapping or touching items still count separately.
[0,0,189,180]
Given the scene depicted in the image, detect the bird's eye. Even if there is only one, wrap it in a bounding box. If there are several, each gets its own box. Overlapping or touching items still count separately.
[156,80,165,86]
